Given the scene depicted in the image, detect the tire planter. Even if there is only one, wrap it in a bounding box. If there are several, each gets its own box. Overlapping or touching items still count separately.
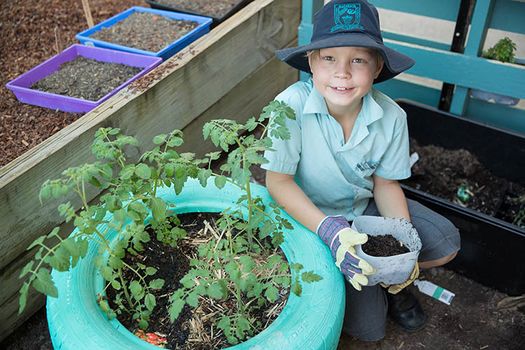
[5,45,162,113]
[76,6,212,60]
[47,178,345,349]
[398,99,525,296]
[145,0,253,27]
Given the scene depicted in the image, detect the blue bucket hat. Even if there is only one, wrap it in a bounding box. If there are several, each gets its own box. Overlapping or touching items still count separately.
[276,0,415,83]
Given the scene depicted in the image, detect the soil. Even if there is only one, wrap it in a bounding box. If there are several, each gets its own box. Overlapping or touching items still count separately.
[403,139,525,228]
[31,57,142,101]
[362,235,410,257]
[0,0,142,167]
[90,12,198,52]
[154,0,248,19]
[106,212,287,349]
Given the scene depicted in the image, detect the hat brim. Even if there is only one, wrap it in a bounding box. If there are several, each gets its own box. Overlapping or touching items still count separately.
[276,32,415,83]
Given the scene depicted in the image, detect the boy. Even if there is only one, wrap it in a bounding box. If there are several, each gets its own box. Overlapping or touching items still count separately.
[262,0,460,341]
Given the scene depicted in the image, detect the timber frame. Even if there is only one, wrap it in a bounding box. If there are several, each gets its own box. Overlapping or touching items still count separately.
[0,0,300,339]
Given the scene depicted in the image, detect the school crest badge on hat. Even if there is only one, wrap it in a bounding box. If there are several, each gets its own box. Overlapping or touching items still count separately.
[331,3,364,32]
[275,0,415,83]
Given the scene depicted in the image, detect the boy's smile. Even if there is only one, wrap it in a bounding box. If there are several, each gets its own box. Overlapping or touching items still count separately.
[309,46,383,120]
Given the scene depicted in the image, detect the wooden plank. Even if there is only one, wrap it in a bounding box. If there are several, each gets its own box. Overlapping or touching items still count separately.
[0,0,300,340]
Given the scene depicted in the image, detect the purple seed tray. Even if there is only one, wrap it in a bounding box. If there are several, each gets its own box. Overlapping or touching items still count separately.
[5,44,162,113]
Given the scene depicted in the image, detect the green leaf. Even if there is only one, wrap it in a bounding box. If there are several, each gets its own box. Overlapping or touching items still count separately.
[129,280,143,300]
[19,261,34,278]
[151,197,167,223]
[169,297,186,322]
[145,267,157,276]
[167,136,183,148]
[153,134,167,145]
[292,277,302,296]
[149,278,165,290]
[214,175,227,189]
[27,236,45,251]
[264,285,279,302]
[302,271,323,283]
[207,281,227,300]
[197,169,212,187]
[135,164,151,179]
[186,291,200,307]
[145,293,156,311]
[18,282,30,314]
[32,269,58,297]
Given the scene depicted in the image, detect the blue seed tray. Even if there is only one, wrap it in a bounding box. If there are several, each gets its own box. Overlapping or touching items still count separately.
[76,6,212,60]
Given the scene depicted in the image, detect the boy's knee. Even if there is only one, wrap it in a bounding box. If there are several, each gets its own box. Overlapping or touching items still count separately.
[419,251,457,269]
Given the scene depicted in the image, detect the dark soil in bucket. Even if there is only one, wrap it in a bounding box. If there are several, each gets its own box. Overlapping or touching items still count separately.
[403,139,525,228]
[106,212,288,349]
[154,0,247,19]
[31,57,142,101]
[362,234,410,257]
[90,12,198,52]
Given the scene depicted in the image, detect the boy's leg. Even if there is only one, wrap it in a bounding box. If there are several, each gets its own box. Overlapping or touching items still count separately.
[361,198,460,332]
[343,283,388,341]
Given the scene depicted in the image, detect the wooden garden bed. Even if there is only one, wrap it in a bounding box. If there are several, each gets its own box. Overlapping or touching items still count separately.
[0,0,299,339]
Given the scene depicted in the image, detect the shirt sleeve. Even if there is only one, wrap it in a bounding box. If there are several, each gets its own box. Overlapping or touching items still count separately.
[374,110,411,180]
[261,91,303,175]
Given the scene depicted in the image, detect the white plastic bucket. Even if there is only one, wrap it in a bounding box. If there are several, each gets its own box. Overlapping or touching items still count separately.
[352,216,422,286]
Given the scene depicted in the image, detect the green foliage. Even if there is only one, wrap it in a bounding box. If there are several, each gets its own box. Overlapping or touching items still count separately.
[20,101,322,346]
[19,127,200,330]
[482,37,517,63]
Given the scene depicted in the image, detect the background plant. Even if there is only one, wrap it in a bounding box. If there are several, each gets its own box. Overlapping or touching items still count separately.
[482,37,517,63]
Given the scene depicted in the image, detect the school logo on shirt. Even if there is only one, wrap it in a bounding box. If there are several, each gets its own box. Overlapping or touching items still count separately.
[356,160,379,174]
[330,3,364,33]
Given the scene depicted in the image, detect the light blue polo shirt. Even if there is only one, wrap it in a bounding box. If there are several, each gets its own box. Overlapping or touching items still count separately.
[262,79,411,220]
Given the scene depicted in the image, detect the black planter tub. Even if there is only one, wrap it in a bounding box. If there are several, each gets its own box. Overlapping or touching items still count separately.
[398,99,525,296]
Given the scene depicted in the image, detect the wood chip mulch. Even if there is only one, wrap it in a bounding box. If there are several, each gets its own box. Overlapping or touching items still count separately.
[0,0,142,167]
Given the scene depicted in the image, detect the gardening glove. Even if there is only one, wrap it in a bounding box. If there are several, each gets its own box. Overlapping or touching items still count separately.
[317,215,374,291]
[381,262,420,294]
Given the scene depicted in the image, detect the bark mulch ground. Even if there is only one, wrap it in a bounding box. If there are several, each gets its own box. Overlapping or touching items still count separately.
[154,0,247,19]
[0,0,142,167]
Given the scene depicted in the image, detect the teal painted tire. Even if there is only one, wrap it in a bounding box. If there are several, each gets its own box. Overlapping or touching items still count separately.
[47,178,345,350]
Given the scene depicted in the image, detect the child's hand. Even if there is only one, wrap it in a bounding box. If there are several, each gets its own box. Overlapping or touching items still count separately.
[317,216,374,290]
[381,263,419,294]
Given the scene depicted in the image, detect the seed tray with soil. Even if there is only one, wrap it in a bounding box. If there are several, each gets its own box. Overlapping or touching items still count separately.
[76,6,212,59]
[6,44,162,113]
[146,0,253,25]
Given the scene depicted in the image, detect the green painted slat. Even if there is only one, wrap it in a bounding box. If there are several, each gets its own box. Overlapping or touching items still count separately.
[466,101,525,135]
[375,79,441,107]
[450,86,470,115]
[386,40,525,98]
[383,32,451,51]
[369,0,460,21]
[464,0,494,56]
[491,0,525,34]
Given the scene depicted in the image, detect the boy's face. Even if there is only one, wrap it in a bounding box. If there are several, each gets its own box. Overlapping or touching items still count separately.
[308,46,383,116]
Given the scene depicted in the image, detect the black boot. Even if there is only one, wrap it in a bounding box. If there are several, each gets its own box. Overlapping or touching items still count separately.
[387,288,427,332]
